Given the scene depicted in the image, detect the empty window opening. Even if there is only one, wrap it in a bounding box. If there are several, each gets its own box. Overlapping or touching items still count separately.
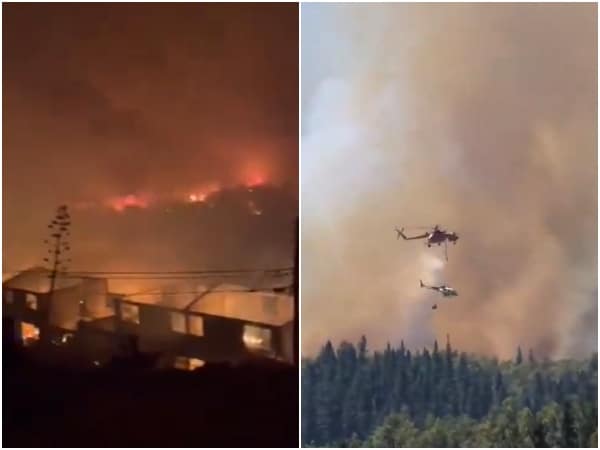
[120,303,140,324]
[25,293,38,310]
[188,315,204,336]
[243,324,272,352]
[20,322,40,346]
[170,311,186,334]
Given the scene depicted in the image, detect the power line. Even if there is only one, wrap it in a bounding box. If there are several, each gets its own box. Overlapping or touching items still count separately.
[63,276,290,280]
[3,267,293,276]
[121,285,293,297]
[3,268,292,282]
[68,269,292,275]
[63,269,292,280]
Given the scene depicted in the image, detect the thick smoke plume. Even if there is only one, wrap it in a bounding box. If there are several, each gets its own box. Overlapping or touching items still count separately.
[3,5,298,285]
[301,4,597,359]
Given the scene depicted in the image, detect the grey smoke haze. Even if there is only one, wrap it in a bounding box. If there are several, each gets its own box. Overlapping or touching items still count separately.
[301,3,597,359]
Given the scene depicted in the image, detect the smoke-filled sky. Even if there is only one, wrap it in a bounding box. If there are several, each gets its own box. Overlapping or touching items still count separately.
[3,4,298,275]
[301,3,597,359]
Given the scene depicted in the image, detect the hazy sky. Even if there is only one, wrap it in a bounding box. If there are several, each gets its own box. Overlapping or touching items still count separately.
[3,4,298,273]
[301,3,597,359]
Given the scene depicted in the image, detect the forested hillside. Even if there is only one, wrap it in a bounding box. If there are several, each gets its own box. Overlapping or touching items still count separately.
[301,337,597,447]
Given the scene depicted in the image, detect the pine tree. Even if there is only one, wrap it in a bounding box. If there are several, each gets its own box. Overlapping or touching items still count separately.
[397,366,410,412]
[382,342,395,415]
[561,400,579,447]
[422,348,435,419]
[515,346,523,365]
[432,339,443,380]
[479,371,494,419]
[533,371,546,412]
[337,341,359,441]
[355,365,374,438]
[371,351,386,425]
[357,335,368,364]
[457,352,470,415]
[301,338,598,447]
[314,341,339,444]
[466,376,481,418]
[528,348,536,365]
[301,361,317,444]
[399,340,406,359]
[493,370,507,408]
[443,336,458,416]
[341,372,361,439]
[445,335,453,369]
[337,341,358,390]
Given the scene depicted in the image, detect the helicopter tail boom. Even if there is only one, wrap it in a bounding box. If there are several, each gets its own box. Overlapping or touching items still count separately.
[396,227,428,240]
[420,280,436,290]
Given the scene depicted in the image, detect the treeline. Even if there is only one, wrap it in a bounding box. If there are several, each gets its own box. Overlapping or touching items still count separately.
[301,337,597,447]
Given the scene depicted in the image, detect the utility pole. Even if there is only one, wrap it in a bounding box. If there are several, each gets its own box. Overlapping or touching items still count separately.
[43,205,72,305]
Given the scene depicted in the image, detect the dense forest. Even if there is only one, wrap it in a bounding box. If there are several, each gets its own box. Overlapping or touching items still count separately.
[302,337,597,447]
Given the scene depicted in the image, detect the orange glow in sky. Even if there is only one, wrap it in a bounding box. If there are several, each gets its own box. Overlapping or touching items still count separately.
[107,194,150,212]
[241,159,271,188]
[245,174,266,188]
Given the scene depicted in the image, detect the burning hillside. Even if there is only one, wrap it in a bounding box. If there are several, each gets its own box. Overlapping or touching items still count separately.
[4,184,297,295]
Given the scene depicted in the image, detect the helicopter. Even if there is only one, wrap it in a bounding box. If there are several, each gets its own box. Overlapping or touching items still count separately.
[395,225,459,260]
[420,279,458,297]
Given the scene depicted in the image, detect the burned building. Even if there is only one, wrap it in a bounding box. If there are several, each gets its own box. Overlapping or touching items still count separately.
[3,268,295,368]
[2,267,111,347]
